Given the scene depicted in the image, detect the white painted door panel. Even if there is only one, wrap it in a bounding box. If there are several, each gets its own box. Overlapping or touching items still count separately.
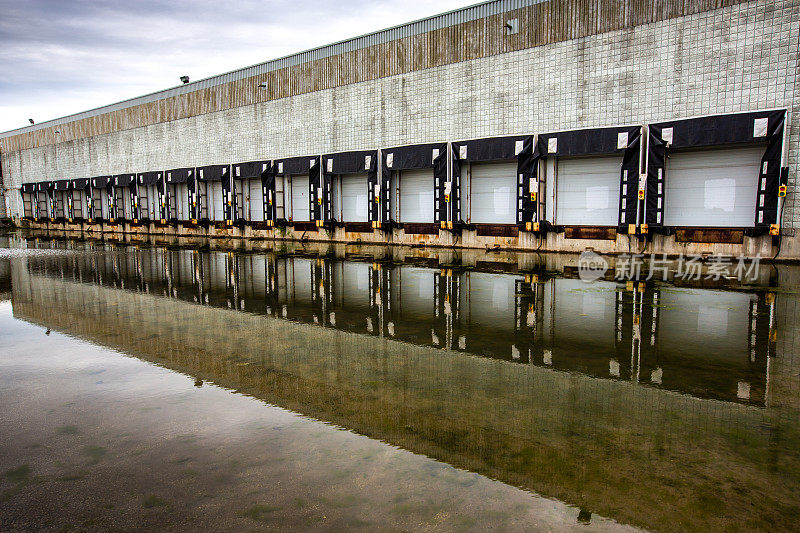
[341,173,368,222]
[291,175,310,221]
[470,161,517,224]
[663,146,762,227]
[247,178,264,221]
[556,156,622,226]
[208,181,224,221]
[399,169,433,223]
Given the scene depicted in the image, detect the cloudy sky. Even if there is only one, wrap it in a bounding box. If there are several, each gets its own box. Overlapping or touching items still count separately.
[0,0,477,133]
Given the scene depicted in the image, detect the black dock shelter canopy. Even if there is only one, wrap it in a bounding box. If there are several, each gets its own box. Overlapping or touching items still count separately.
[112,173,136,221]
[71,178,90,221]
[137,172,165,221]
[92,175,111,188]
[113,173,135,186]
[322,149,377,228]
[88,176,111,221]
[36,181,54,219]
[51,179,71,220]
[379,142,447,230]
[452,135,534,230]
[273,155,320,226]
[536,125,642,233]
[165,167,193,184]
[165,167,195,221]
[196,164,232,222]
[137,171,162,185]
[232,160,271,224]
[646,110,786,235]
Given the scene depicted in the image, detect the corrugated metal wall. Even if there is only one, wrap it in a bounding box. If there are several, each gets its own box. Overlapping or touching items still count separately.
[0,0,745,153]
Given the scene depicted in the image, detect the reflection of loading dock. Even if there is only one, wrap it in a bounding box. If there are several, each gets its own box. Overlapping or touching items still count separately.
[23,244,776,405]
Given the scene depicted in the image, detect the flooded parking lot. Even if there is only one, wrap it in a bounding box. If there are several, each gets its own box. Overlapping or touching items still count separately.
[1,232,799,531]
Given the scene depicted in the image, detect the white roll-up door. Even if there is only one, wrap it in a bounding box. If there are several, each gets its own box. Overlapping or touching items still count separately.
[22,193,34,217]
[399,169,433,223]
[556,156,622,226]
[208,181,224,220]
[470,161,517,224]
[290,174,310,221]
[38,191,49,218]
[77,190,88,218]
[663,146,763,227]
[70,190,83,218]
[139,185,149,218]
[147,185,159,219]
[247,178,264,221]
[173,184,188,220]
[91,189,103,219]
[115,188,129,218]
[275,176,286,219]
[341,173,368,222]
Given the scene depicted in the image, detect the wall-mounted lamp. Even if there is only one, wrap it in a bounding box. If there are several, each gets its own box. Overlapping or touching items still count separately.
[505,18,519,35]
[180,75,190,84]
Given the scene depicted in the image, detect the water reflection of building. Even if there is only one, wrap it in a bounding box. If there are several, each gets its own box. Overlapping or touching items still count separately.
[20,240,774,406]
[10,241,800,532]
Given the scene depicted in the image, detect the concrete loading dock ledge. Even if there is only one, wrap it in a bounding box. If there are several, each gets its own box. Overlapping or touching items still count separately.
[1,0,798,259]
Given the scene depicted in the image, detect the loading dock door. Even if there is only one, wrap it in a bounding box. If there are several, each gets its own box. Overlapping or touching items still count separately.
[76,190,88,219]
[37,191,49,218]
[470,161,517,224]
[341,173,368,222]
[115,188,130,219]
[91,189,104,219]
[145,185,159,220]
[247,178,264,221]
[170,184,189,220]
[290,175,310,222]
[399,169,433,223]
[556,156,622,226]
[55,191,67,218]
[663,146,763,227]
[22,193,34,217]
[208,181,224,221]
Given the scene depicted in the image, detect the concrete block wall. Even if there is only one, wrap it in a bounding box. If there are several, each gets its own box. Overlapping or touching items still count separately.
[2,0,798,253]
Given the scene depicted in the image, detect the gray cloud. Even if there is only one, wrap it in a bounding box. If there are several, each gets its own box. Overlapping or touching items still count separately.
[0,0,475,132]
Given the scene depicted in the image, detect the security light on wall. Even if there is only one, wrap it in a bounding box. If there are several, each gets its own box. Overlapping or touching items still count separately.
[180,76,190,84]
[505,18,519,35]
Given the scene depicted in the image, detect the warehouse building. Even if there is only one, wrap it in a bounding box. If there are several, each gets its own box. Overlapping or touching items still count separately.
[1,0,797,257]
